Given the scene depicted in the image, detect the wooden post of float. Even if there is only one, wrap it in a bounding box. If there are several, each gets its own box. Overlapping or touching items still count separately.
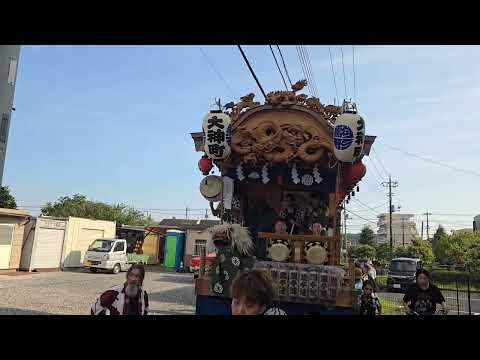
[329,161,341,265]
[199,245,206,278]
[349,259,355,304]
[328,192,337,265]
[220,180,224,225]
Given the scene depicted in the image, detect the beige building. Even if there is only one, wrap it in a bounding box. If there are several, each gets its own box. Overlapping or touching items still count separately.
[0,208,30,270]
[62,217,116,268]
[377,213,418,247]
[20,216,116,270]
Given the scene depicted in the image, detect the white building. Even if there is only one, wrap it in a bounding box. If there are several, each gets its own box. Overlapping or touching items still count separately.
[377,213,418,247]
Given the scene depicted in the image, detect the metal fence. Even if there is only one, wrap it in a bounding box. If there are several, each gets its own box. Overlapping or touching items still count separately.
[377,272,477,315]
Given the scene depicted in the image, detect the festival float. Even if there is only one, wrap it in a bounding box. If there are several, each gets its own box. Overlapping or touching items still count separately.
[190,80,376,314]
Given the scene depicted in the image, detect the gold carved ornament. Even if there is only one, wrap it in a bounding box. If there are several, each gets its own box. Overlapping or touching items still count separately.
[222,79,340,165]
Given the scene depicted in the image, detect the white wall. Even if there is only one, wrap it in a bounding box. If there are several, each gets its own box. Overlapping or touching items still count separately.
[62,217,116,268]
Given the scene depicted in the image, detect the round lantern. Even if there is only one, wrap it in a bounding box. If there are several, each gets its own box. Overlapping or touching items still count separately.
[333,113,365,163]
[198,155,213,175]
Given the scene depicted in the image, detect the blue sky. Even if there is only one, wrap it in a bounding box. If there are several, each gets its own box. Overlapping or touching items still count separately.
[5,45,480,233]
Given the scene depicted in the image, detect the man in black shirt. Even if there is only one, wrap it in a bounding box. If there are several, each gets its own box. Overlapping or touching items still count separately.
[403,269,447,315]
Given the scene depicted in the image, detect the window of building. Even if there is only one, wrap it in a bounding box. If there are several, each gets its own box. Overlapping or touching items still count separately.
[8,57,18,86]
[0,114,9,143]
[194,240,207,256]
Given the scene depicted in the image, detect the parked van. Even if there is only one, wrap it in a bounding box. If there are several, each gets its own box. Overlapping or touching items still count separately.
[83,238,146,274]
[387,257,423,292]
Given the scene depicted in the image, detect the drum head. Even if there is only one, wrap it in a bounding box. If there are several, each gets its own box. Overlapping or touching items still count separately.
[305,245,327,265]
[200,176,223,201]
[268,243,291,262]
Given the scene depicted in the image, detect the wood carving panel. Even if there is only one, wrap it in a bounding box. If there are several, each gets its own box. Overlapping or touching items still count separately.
[231,109,334,165]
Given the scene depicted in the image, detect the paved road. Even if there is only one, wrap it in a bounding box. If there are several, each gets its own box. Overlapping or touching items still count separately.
[0,268,195,315]
[378,290,480,315]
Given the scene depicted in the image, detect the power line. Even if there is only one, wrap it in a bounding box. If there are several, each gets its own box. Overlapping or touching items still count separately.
[340,45,348,99]
[198,46,236,99]
[351,198,383,217]
[296,46,312,96]
[415,213,477,217]
[348,201,389,213]
[344,208,378,225]
[268,45,288,91]
[377,141,480,178]
[276,45,293,87]
[328,46,339,104]
[237,45,267,100]
[302,45,319,98]
[299,46,313,94]
[365,155,387,183]
[371,148,390,179]
[352,45,356,102]
[296,45,316,97]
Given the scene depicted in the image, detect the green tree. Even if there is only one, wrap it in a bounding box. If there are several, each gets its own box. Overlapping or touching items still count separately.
[394,246,410,258]
[434,230,478,266]
[465,240,480,273]
[432,225,447,256]
[0,186,17,209]
[349,244,376,261]
[374,243,394,267]
[41,194,154,226]
[405,238,435,265]
[359,226,375,245]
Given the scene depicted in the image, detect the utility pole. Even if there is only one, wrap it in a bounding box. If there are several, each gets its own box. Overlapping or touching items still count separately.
[185,206,188,220]
[421,221,424,240]
[423,212,432,241]
[344,206,348,248]
[381,175,398,249]
[0,45,21,185]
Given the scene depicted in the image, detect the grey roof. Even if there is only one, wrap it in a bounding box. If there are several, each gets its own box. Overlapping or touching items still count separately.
[158,218,220,229]
[118,225,145,232]
[392,257,421,262]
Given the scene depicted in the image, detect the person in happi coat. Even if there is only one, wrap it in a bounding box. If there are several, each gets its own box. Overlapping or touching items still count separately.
[231,269,287,315]
[91,263,149,315]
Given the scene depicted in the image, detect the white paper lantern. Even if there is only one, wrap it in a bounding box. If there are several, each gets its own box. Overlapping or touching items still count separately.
[333,113,365,163]
[202,111,232,160]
